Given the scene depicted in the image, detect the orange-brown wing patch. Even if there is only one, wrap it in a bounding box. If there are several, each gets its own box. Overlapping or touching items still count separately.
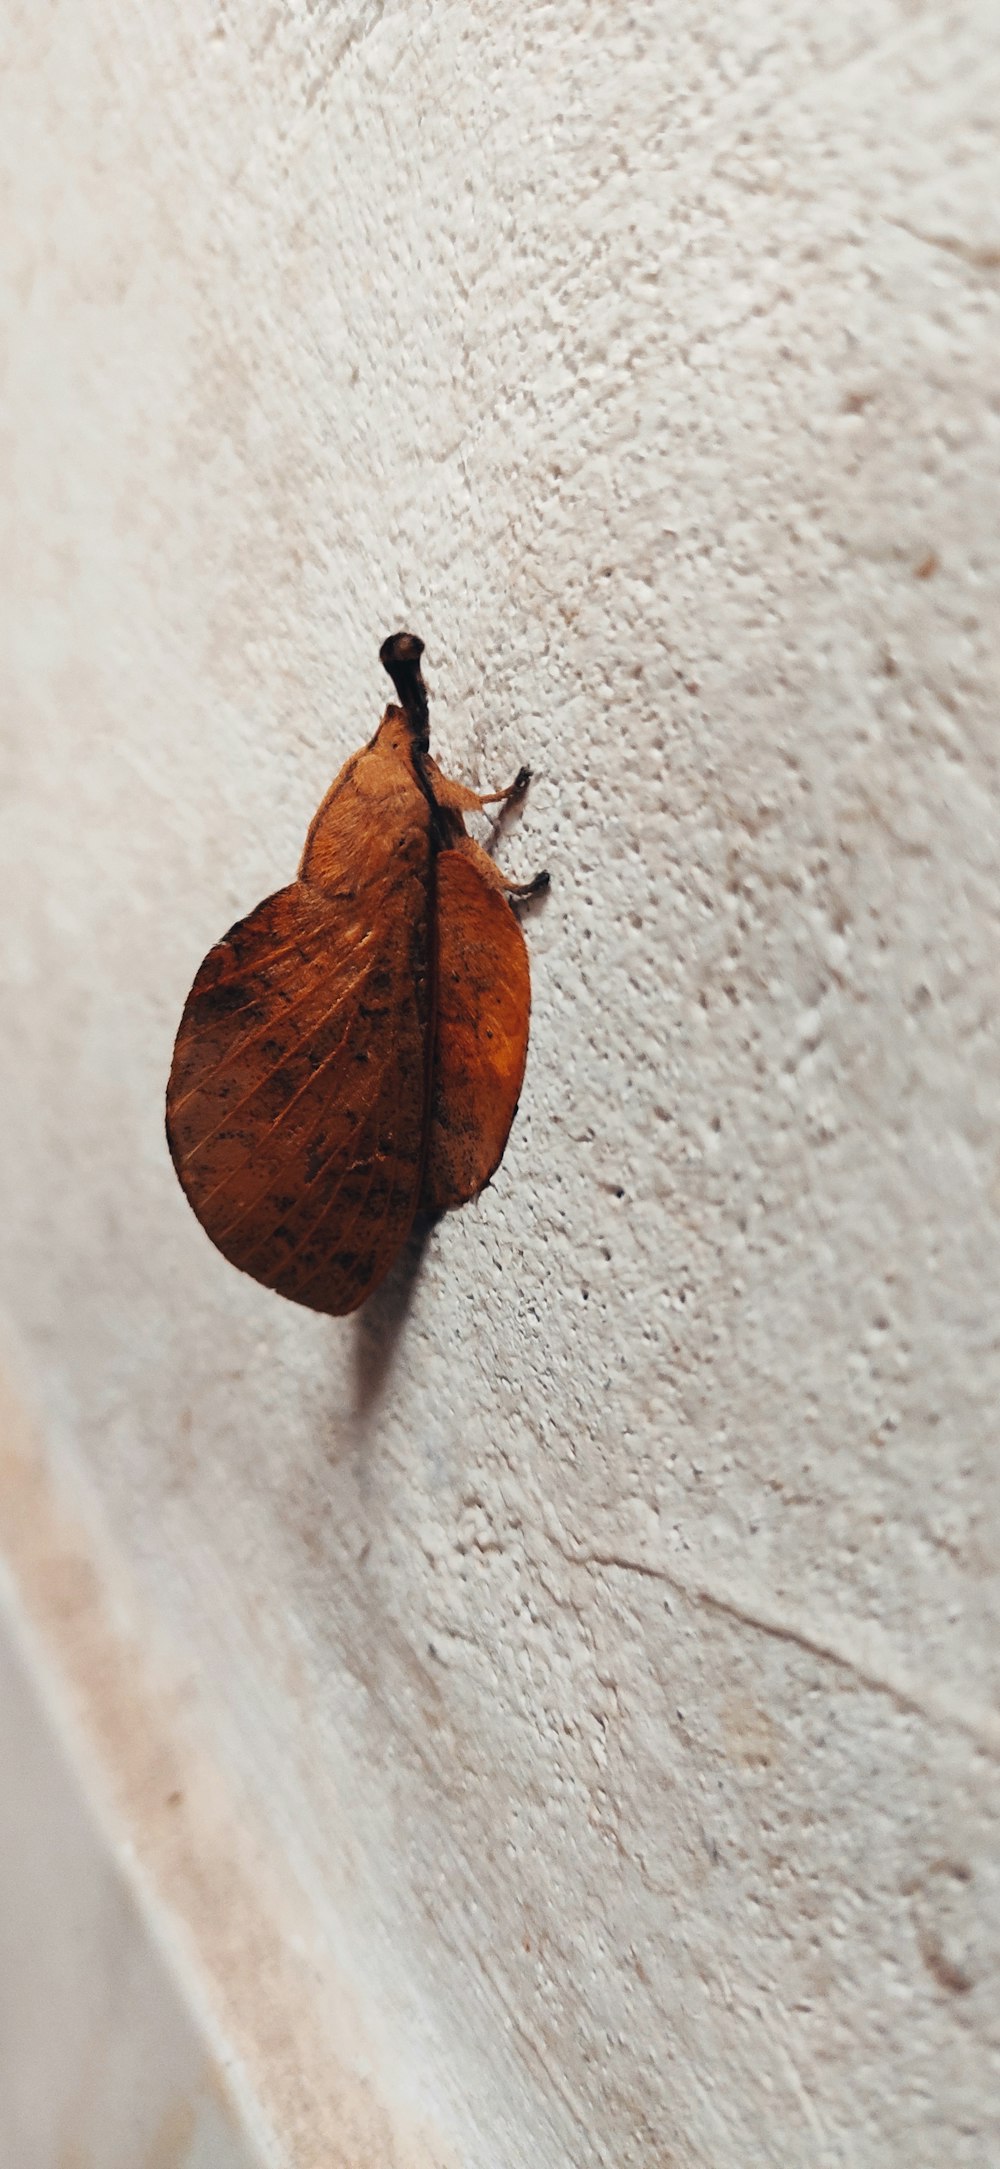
[166,870,430,1315]
[421,849,531,1213]
[299,707,430,897]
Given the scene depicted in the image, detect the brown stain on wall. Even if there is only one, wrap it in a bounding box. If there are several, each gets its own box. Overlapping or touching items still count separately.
[906,1859,980,1999]
[719,1694,778,1769]
[0,1365,458,2169]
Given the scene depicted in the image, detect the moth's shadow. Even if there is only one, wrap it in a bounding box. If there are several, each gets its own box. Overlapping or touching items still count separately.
[351,1212,437,1423]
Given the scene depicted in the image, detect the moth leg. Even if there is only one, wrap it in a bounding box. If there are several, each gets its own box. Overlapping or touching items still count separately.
[480,764,532,806]
[449,831,549,899]
[426,758,532,816]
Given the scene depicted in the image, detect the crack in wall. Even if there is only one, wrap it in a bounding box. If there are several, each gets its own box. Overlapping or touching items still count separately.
[891,218,1000,275]
[544,1528,1000,1758]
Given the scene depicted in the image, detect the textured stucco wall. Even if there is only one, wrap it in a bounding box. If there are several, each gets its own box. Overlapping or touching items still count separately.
[2,3,1000,2164]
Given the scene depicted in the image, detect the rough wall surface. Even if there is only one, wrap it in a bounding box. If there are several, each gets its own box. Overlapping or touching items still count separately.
[2,2,999,2163]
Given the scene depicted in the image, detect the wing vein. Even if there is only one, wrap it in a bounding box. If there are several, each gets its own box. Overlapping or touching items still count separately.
[170,913,377,1119]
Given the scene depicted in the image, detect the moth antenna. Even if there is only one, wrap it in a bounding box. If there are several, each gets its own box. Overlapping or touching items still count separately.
[380,631,429,752]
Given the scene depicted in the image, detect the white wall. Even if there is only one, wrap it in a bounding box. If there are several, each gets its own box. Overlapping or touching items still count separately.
[2,3,999,2163]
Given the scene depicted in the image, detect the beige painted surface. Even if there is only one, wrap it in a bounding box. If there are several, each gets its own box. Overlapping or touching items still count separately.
[0,1531,264,2169]
[2,1,1000,2163]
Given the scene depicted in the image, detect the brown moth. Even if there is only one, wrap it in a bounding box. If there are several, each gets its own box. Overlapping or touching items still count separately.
[166,633,547,1314]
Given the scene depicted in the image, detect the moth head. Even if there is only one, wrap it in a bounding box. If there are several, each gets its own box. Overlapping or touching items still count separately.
[380,631,429,750]
[380,630,424,677]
